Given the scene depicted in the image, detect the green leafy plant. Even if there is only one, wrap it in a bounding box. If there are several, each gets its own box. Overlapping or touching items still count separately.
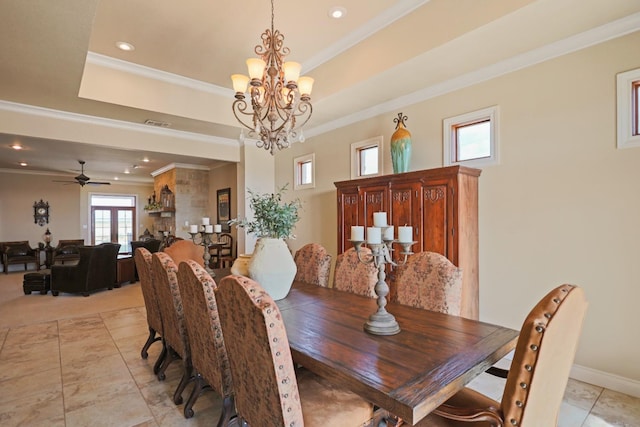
[229,185,302,239]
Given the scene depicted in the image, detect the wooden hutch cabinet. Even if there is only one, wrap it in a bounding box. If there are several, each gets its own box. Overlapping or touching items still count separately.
[335,166,481,319]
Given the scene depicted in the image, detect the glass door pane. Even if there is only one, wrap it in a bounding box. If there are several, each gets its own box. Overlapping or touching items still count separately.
[117,209,134,253]
[93,209,111,245]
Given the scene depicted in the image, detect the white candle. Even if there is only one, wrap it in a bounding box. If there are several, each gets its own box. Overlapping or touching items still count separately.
[205,224,214,233]
[367,227,382,244]
[351,226,364,241]
[373,212,387,227]
[190,225,198,233]
[202,217,210,226]
[383,226,394,241]
[398,226,413,243]
[214,224,222,233]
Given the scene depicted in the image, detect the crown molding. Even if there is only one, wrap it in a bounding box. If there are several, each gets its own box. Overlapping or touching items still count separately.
[86,52,234,98]
[0,167,153,184]
[305,11,640,139]
[0,100,239,147]
[150,162,210,177]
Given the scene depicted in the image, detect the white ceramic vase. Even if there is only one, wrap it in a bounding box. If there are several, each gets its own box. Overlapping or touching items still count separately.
[248,237,297,300]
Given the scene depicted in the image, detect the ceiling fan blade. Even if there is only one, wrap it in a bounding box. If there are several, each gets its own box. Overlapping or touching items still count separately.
[52,180,79,184]
[86,181,111,185]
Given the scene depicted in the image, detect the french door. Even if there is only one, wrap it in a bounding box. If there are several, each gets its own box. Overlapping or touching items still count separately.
[91,207,136,254]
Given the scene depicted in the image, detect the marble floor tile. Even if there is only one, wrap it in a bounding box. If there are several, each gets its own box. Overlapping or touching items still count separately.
[0,367,62,405]
[584,388,640,426]
[558,378,604,427]
[61,352,132,385]
[0,386,65,427]
[64,388,154,427]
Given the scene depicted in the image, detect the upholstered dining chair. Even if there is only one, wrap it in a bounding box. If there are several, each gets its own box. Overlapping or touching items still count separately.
[333,247,378,298]
[134,247,164,373]
[391,251,463,316]
[176,260,234,423]
[294,242,332,287]
[405,284,588,427]
[163,239,204,268]
[150,252,192,406]
[216,275,375,427]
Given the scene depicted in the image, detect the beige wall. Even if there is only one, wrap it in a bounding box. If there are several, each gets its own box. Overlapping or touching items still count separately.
[274,32,640,385]
[0,171,153,251]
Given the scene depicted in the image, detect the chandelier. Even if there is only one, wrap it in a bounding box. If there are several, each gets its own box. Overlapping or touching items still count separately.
[231,0,314,155]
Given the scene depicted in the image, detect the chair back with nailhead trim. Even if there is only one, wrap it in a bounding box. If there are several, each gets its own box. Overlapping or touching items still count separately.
[216,275,304,426]
[500,285,588,426]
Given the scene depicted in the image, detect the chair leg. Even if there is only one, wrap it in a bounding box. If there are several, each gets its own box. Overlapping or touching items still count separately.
[153,342,167,375]
[173,359,194,405]
[157,342,179,381]
[140,327,161,359]
[184,373,211,418]
[217,395,236,427]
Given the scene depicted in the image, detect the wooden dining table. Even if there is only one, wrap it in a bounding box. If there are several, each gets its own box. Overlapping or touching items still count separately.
[274,281,519,425]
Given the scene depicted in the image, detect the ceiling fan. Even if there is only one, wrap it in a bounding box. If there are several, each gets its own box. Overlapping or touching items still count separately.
[53,160,111,187]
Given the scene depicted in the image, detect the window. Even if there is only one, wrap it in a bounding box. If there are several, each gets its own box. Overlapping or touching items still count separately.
[351,136,383,179]
[90,194,136,253]
[294,153,315,190]
[443,106,499,167]
[617,68,640,149]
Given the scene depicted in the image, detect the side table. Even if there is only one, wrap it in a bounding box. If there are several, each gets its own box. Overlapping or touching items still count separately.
[116,255,136,286]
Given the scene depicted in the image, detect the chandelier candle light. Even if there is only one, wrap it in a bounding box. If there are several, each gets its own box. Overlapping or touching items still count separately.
[231,0,314,155]
[350,212,416,335]
[189,217,223,277]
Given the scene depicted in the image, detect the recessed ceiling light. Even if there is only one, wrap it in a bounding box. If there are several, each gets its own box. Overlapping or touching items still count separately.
[124,169,130,174]
[114,177,119,181]
[116,41,135,52]
[19,162,27,167]
[328,6,347,19]
[142,157,150,163]
[11,143,22,150]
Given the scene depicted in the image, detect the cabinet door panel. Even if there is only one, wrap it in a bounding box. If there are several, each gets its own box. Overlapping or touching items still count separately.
[360,185,388,228]
[390,182,422,254]
[337,190,360,254]
[422,183,449,257]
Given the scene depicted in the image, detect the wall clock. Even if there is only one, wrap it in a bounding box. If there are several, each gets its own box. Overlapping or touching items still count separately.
[33,199,49,226]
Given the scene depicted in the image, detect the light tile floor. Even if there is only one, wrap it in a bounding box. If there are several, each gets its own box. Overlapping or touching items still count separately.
[0,272,639,426]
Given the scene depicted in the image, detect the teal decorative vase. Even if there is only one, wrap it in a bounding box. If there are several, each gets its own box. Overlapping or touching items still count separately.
[390,113,412,174]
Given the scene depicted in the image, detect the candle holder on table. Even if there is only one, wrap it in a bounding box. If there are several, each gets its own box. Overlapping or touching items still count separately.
[189,226,221,277]
[351,227,415,336]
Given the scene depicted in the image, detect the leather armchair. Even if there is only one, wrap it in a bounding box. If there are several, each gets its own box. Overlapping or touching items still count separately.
[51,239,84,265]
[1,241,40,274]
[51,244,120,296]
[131,238,161,280]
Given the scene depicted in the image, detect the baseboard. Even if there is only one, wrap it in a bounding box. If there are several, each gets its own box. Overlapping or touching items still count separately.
[570,364,640,398]
[498,351,640,398]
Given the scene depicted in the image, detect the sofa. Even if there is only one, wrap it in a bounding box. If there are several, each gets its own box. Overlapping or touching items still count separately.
[51,243,120,296]
[0,241,40,274]
[51,239,84,265]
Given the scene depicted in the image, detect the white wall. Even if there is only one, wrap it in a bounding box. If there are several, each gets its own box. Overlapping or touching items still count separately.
[274,31,640,391]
